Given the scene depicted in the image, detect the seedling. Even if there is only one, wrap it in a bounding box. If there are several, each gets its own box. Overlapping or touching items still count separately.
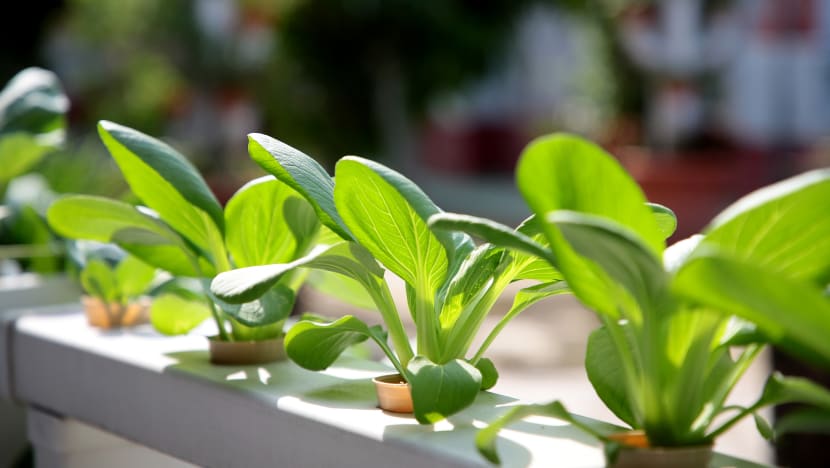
[211,134,568,423]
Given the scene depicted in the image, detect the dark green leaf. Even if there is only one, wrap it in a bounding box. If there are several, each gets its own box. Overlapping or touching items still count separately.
[775,408,830,438]
[585,325,637,427]
[753,412,774,440]
[408,357,481,424]
[0,67,67,137]
[474,357,499,391]
[759,373,830,410]
[248,133,352,239]
[221,284,295,328]
[284,315,380,370]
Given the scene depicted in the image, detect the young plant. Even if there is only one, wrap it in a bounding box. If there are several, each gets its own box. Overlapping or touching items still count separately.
[47,121,320,342]
[0,67,69,273]
[80,254,155,306]
[210,134,568,423]
[429,134,830,462]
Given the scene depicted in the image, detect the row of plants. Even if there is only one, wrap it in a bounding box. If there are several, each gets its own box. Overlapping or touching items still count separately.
[8,67,829,465]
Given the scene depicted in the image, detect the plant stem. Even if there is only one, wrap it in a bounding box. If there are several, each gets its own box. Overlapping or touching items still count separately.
[367,279,413,368]
[208,298,230,341]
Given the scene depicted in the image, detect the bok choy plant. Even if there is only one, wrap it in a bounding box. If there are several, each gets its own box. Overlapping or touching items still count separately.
[429,134,830,462]
[210,134,568,423]
[47,121,320,342]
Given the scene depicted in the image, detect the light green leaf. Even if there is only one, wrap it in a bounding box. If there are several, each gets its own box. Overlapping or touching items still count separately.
[551,211,667,316]
[439,245,502,331]
[47,195,207,277]
[284,315,382,371]
[674,253,830,368]
[351,157,474,274]
[334,158,448,293]
[225,175,316,267]
[0,133,53,184]
[408,357,481,424]
[115,255,155,298]
[150,293,212,335]
[80,258,117,302]
[517,133,663,253]
[98,121,226,268]
[221,285,295,328]
[648,202,677,240]
[306,270,375,310]
[248,133,352,239]
[702,168,830,283]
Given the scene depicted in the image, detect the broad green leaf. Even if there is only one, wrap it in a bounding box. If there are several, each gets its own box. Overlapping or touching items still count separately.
[551,211,667,316]
[47,195,207,277]
[674,253,830,368]
[248,133,352,239]
[80,259,117,302]
[586,325,637,427]
[351,157,474,273]
[221,285,295,328]
[702,169,830,283]
[306,270,375,310]
[225,176,316,267]
[648,202,677,240]
[476,400,607,465]
[428,212,555,266]
[115,255,155,298]
[111,227,212,277]
[408,357,481,424]
[775,408,830,438]
[334,158,448,293]
[0,67,67,137]
[517,134,663,253]
[150,293,212,335]
[98,121,226,268]
[474,357,499,391]
[284,315,381,370]
[211,243,377,303]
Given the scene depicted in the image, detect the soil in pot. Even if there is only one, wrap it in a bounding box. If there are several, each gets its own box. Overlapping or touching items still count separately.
[372,373,413,414]
[606,431,713,468]
[208,336,286,365]
[82,295,150,329]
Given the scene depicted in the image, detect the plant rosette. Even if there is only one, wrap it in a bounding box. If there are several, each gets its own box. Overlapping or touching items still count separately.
[78,254,155,329]
[430,134,830,463]
[47,122,323,363]
[210,134,568,423]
